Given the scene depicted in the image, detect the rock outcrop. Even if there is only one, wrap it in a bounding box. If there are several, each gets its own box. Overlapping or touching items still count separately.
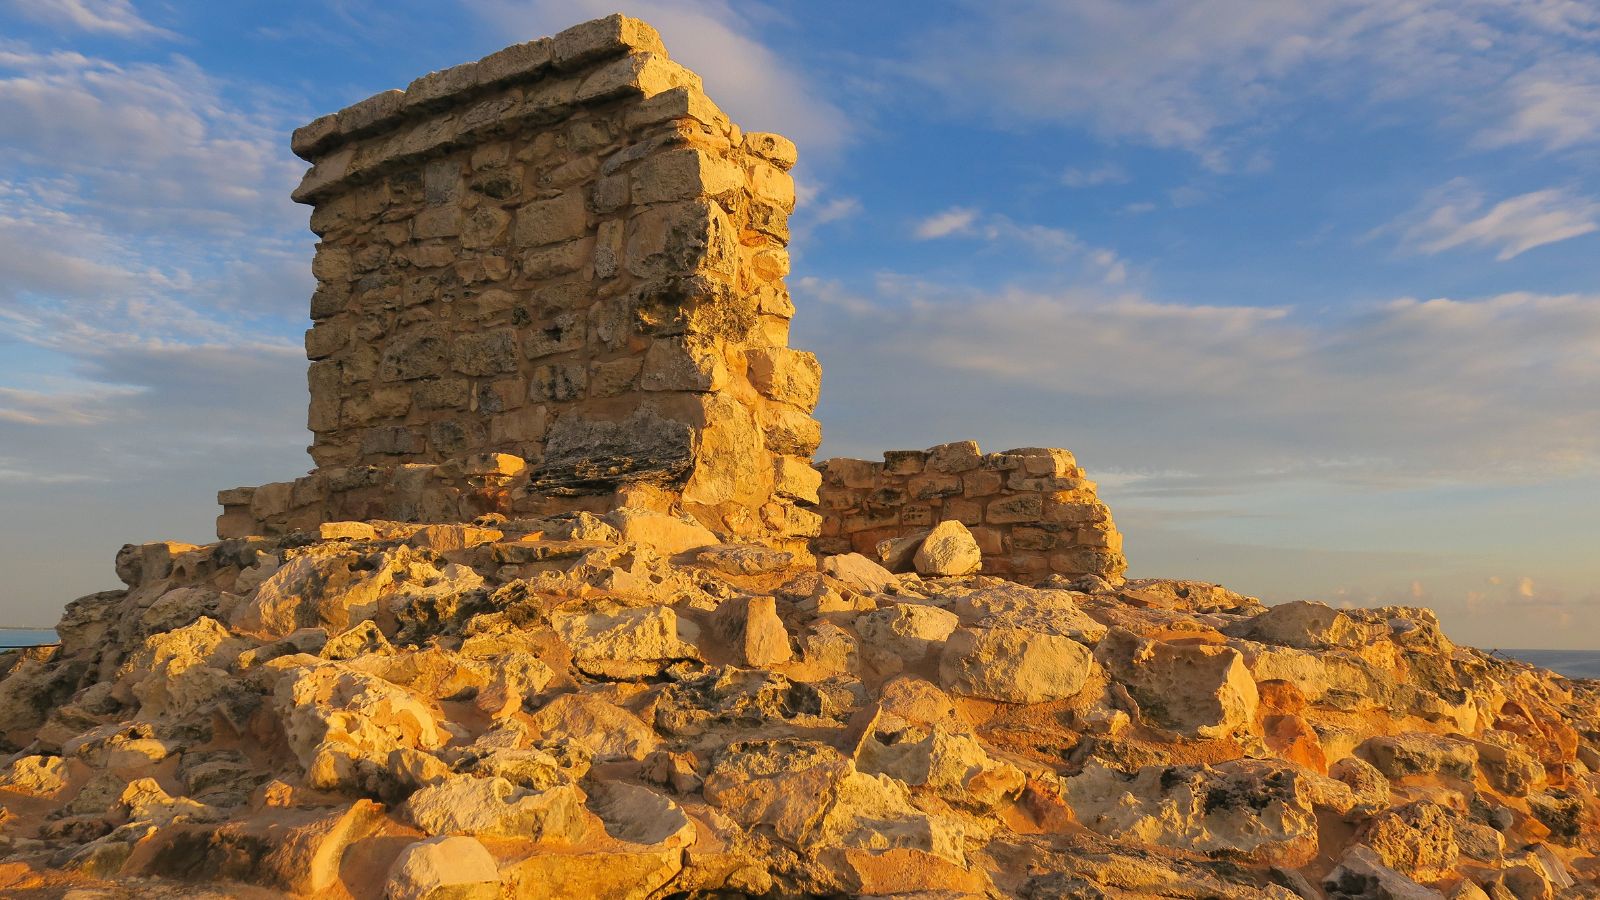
[3,13,1598,900]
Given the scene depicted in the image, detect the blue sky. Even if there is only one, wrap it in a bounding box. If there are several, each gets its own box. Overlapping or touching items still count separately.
[1,0,1597,647]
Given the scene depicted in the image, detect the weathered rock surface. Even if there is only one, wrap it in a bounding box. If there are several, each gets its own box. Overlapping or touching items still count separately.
[15,503,1592,898]
[3,13,1598,900]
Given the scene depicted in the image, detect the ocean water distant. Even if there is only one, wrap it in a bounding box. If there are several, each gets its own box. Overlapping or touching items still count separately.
[1499,649,1600,680]
[0,628,57,649]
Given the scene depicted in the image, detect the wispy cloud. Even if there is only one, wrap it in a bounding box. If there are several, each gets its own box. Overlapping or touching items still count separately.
[800,276,1600,484]
[1389,180,1600,261]
[464,0,849,155]
[911,207,1128,283]
[0,49,302,232]
[903,0,1600,165]
[1062,163,1129,188]
[913,207,980,239]
[1487,65,1600,152]
[6,0,174,39]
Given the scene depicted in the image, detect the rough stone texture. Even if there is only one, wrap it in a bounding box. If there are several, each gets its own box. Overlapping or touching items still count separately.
[223,13,822,552]
[8,14,1600,900]
[817,442,1126,583]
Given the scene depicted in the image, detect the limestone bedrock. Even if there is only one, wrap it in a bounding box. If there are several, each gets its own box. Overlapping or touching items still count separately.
[3,13,1592,900]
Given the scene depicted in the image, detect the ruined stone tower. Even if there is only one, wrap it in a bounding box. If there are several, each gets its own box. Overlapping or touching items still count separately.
[220,15,822,548]
[218,14,1126,585]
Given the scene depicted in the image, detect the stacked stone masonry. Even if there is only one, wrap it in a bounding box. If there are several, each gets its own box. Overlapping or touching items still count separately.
[234,14,823,548]
[816,442,1127,584]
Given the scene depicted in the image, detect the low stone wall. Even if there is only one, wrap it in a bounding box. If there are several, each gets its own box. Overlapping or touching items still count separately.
[815,441,1126,584]
[214,450,775,547]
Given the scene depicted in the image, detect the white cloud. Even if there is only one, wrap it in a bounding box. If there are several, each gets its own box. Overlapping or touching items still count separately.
[1062,163,1129,188]
[903,0,1600,164]
[1488,67,1600,151]
[799,277,1600,484]
[0,49,303,232]
[7,0,173,39]
[1391,180,1600,260]
[913,207,980,239]
[465,0,849,156]
[910,207,1128,283]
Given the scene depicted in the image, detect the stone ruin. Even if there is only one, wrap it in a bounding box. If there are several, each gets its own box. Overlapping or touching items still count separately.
[217,14,1127,584]
[9,16,1600,900]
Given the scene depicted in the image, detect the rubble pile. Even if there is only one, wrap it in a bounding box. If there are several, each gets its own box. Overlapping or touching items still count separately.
[3,14,1597,899]
[1,516,1597,897]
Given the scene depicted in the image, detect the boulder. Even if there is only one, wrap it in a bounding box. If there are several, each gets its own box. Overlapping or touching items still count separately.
[821,553,897,594]
[605,507,719,556]
[712,595,792,667]
[912,520,982,577]
[0,754,67,796]
[1323,845,1445,900]
[939,626,1094,704]
[530,693,660,761]
[401,775,590,841]
[1359,733,1478,781]
[232,545,482,640]
[1359,801,1460,882]
[1095,629,1259,739]
[1228,600,1369,649]
[551,603,701,678]
[273,660,445,793]
[702,738,967,864]
[855,722,1024,809]
[1064,760,1319,866]
[942,582,1107,643]
[385,835,500,899]
[856,603,959,676]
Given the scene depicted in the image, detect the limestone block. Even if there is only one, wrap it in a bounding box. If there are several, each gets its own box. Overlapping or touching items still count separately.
[821,553,896,595]
[551,14,666,71]
[1095,629,1259,739]
[773,455,822,503]
[857,604,959,674]
[476,37,554,87]
[380,334,449,382]
[451,330,520,376]
[625,199,737,280]
[746,347,821,409]
[760,404,822,457]
[714,595,792,667]
[522,238,592,279]
[515,192,589,248]
[575,52,701,104]
[402,775,589,842]
[606,507,718,556]
[460,205,512,249]
[913,520,982,577]
[523,311,586,358]
[939,626,1093,704]
[925,441,982,473]
[384,835,500,900]
[640,337,728,392]
[742,132,798,170]
[631,147,744,204]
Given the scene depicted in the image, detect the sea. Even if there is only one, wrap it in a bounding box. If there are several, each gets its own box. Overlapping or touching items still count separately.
[1,628,1598,678]
[0,628,58,649]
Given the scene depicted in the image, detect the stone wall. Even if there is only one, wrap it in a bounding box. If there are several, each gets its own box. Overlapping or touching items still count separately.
[815,442,1127,584]
[225,15,823,546]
